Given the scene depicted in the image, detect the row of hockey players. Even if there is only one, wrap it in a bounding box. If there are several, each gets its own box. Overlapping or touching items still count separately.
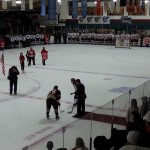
[3,33,50,48]
[67,32,139,45]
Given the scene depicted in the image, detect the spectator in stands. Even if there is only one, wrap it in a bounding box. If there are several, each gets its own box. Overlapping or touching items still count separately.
[47,141,54,150]
[126,99,139,123]
[127,111,145,132]
[143,111,150,148]
[143,111,150,134]
[140,96,148,118]
[127,131,144,146]
[94,136,110,150]
[74,137,88,150]
[119,145,150,150]
[109,128,127,150]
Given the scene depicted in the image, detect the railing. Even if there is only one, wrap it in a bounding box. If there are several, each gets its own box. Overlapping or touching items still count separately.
[23,80,150,150]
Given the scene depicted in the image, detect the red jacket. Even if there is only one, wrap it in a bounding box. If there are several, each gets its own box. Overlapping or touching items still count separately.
[28,49,35,57]
[19,55,25,63]
[41,49,48,60]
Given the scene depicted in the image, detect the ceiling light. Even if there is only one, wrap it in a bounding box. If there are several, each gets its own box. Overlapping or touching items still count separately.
[16,0,21,4]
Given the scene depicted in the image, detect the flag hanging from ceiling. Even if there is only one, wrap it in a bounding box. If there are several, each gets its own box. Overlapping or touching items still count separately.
[12,0,16,6]
[60,0,68,19]
[72,0,78,18]
[21,0,25,10]
[48,0,56,20]
[81,0,87,18]
[104,0,109,12]
[116,0,120,14]
[2,0,7,9]
[41,0,46,16]
[29,0,33,9]
[110,0,114,13]
[0,53,5,76]
[96,0,101,15]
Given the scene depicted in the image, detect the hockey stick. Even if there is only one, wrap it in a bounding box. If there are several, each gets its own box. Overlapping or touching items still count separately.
[67,99,77,113]
[59,106,64,113]
[67,103,74,113]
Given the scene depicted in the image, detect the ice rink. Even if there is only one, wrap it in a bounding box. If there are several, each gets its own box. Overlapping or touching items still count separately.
[0,44,150,150]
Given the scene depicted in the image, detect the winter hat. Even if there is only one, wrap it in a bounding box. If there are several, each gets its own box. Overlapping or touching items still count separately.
[127,131,143,145]
[143,111,150,123]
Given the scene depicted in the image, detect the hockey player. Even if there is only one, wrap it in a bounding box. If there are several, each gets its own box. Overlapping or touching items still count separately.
[19,52,25,73]
[46,86,61,119]
[28,47,36,66]
[41,47,48,65]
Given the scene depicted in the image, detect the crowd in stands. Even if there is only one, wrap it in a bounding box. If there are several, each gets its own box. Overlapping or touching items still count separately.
[46,96,150,150]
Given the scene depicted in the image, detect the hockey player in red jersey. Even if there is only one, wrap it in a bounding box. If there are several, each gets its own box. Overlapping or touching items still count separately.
[19,52,25,73]
[46,86,61,119]
[41,47,48,65]
[28,47,36,66]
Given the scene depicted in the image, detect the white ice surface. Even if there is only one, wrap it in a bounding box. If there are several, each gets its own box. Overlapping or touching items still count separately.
[0,44,150,150]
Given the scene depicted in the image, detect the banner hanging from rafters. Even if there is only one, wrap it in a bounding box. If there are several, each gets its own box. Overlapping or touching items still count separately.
[41,0,46,16]
[116,0,120,14]
[110,0,114,13]
[104,0,109,12]
[29,0,33,9]
[2,0,7,9]
[81,0,87,18]
[48,0,56,20]
[72,0,78,18]
[60,0,68,19]
[12,0,16,6]
[21,0,25,10]
[96,0,101,15]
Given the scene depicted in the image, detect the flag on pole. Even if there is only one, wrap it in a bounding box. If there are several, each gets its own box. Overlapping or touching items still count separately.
[0,53,5,76]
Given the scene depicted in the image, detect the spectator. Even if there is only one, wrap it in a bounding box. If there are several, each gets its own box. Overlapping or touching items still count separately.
[127,131,144,146]
[143,111,150,147]
[94,136,110,150]
[126,99,139,123]
[119,145,150,150]
[143,111,150,134]
[127,111,145,132]
[47,141,53,150]
[140,96,148,118]
[74,137,88,150]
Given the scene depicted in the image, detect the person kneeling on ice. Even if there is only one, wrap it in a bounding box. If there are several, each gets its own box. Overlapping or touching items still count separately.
[46,86,61,119]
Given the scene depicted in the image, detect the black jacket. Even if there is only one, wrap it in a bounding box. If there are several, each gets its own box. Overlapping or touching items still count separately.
[8,66,20,81]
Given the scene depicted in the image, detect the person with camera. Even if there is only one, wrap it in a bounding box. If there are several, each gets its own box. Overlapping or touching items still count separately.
[8,66,20,95]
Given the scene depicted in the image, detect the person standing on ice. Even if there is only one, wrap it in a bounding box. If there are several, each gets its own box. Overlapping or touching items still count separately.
[41,47,48,65]
[8,66,20,95]
[19,52,25,73]
[28,47,36,66]
[46,86,61,120]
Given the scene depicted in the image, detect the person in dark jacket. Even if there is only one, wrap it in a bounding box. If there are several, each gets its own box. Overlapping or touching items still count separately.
[8,66,20,95]
[74,79,87,117]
